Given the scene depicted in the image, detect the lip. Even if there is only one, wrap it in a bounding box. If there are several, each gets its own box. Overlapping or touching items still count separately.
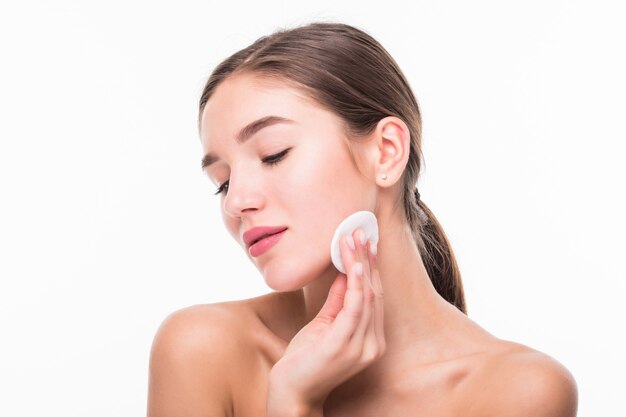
[248,229,287,257]
[243,225,289,249]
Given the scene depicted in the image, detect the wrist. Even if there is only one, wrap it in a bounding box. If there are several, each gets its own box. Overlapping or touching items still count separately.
[267,377,325,417]
[267,399,323,417]
[290,400,324,417]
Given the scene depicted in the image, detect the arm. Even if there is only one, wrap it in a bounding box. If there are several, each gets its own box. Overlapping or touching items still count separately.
[147,305,234,417]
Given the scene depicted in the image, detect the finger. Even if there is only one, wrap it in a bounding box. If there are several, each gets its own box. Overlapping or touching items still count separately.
[354,229,371,285]
[316,273,348,322]
[328,228,372,343]
[367,240,385,350]
[339,230,357,277]
[352,233,375,343]
[327,261,365,348]
[326,235,364,345]
[355,242,381,363]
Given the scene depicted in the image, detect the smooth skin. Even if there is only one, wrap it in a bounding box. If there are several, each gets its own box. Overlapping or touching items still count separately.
[147,73,578,416]
[267,229,384,415]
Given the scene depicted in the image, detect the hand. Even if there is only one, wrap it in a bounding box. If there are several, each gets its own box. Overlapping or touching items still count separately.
[267,228,386,410]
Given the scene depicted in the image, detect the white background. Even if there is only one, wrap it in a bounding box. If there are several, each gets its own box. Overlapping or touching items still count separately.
[1,0,624,415]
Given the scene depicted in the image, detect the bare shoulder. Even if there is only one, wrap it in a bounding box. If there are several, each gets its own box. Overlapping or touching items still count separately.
[464,341,578,417]
[147,301,259,417]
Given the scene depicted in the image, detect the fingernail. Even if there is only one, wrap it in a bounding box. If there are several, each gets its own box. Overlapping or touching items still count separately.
[345,235,356,251]
[354,262,363,276]
[358,229,366,246]
[370,241,377,256]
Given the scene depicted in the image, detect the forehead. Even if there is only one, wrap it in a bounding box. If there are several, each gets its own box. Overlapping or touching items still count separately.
[200,74,323,144]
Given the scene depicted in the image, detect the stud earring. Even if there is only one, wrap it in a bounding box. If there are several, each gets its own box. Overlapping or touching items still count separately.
[381,173,387,180]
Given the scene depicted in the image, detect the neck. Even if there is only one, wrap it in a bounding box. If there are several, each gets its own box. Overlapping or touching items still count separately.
[295,207,495,384]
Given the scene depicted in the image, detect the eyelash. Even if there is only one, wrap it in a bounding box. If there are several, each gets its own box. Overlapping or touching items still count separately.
[213,148,290,196]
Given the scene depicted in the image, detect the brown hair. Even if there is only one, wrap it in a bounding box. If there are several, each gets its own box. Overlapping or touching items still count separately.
[198,22,467,314]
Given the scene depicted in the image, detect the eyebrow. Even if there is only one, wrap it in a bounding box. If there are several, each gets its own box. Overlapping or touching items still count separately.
[201,115,295,169]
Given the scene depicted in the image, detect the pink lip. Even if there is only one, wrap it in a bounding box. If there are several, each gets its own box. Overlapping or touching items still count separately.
[248,229,287,257]
[243,225,288,249]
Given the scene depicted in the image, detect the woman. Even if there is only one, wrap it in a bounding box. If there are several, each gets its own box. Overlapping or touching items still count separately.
[148,22,578,416]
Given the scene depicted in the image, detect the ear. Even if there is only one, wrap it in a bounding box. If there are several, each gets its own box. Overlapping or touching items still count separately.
[368,116,411,187]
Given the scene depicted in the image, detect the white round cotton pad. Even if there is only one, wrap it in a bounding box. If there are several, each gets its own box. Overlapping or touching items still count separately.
[330,211,379,274]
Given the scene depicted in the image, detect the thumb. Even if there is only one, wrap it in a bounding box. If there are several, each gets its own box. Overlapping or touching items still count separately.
[316,274,348,322]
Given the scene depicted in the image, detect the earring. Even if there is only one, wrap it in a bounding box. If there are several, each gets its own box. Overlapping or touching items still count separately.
[381,173,387,180]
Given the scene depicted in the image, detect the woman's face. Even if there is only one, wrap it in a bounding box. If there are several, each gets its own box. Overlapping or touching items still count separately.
[199,73,375,290]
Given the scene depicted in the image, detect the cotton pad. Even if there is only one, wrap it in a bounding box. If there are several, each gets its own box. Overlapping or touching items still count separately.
[330,211,379,274]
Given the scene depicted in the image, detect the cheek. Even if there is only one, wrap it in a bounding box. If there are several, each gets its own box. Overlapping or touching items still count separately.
[284,149,365,256]
[288,148,366,222]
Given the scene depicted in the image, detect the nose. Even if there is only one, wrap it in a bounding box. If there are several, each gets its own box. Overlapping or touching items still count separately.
[223,174,264,218]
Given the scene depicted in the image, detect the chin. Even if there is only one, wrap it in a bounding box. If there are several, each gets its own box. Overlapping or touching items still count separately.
[261,256,332,291]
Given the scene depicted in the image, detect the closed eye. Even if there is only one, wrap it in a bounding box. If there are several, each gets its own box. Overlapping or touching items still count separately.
[212,148,291,196]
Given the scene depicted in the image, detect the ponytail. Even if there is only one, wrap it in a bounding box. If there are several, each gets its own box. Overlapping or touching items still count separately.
[409,188,467,314]
[198,22,467,314]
